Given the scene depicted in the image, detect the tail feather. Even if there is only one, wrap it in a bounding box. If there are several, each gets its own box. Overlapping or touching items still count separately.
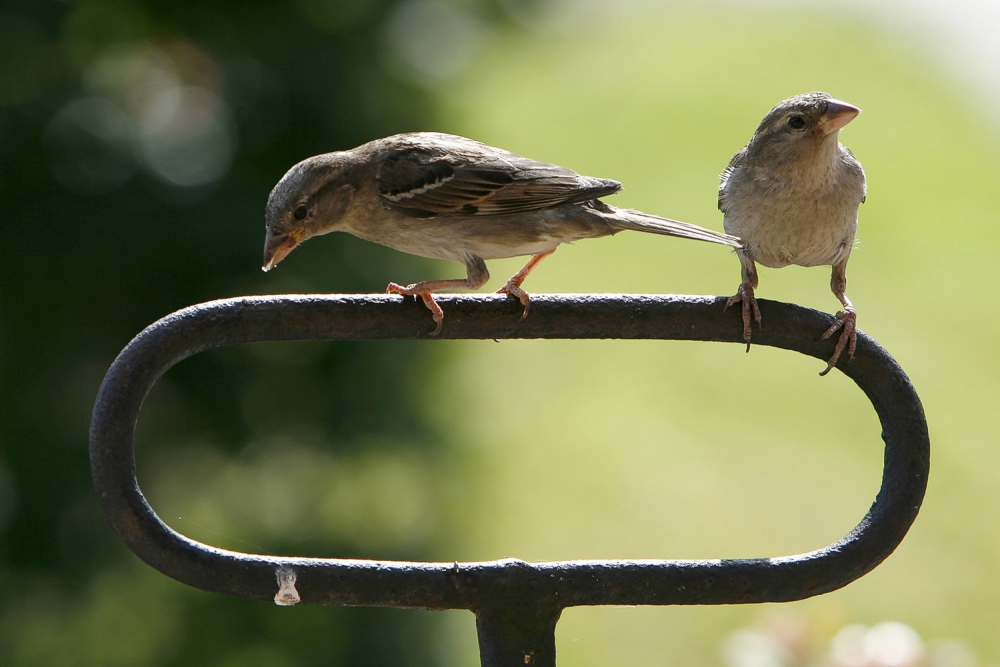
[610,207,742,248]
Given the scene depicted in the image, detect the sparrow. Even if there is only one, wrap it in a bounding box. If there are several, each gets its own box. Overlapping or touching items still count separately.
[264,131,741,334]
[720,92,867,375]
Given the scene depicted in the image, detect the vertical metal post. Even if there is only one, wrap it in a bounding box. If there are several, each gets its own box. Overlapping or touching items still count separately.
[477,604,561,667]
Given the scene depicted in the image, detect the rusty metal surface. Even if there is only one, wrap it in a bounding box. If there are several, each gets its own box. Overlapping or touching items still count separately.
[89,293,929,667]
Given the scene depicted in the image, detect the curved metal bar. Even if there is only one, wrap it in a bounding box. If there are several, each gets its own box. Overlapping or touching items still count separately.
[90,293,928,665]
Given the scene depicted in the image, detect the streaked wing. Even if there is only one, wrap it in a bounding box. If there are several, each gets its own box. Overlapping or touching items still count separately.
[376,133,621,218]
[718,146,746,212]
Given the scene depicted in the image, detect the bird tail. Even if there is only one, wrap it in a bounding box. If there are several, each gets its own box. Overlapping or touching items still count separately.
[609,207,742,248]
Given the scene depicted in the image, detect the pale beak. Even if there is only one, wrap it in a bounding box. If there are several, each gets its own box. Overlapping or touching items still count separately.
[818,99,861,136]
[262,228,300,271]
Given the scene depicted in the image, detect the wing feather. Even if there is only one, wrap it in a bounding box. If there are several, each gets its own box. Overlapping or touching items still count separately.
[376,133,621,218]
[718,146,747,212]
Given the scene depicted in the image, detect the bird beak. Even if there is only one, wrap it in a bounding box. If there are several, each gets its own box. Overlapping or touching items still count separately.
[818,99,861,136]
[262,228,300,271]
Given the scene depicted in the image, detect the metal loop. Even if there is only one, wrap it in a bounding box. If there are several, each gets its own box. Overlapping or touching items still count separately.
[89,293,929,667]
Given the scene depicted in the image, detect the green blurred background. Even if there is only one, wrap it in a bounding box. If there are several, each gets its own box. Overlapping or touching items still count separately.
[1,1,998,665]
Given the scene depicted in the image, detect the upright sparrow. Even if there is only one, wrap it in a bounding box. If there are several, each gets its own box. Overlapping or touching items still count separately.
[720,92,867,375]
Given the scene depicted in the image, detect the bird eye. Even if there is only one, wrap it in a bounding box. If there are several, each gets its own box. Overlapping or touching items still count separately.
[788,115,806,130]
[293,205,308,221]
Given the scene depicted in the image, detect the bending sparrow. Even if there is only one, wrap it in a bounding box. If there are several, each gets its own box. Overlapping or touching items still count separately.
[720,92,867,375]
[265,131,741,334]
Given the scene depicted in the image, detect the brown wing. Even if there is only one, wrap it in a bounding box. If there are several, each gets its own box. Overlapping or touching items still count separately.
[718,146,747,213]
[375,133,621,219]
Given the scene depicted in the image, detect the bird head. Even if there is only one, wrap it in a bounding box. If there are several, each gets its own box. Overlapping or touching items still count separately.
[263,153,357,271]
[747,92,860,166]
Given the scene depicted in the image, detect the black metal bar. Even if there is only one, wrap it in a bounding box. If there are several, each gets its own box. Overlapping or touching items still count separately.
[89,293,929,667]
[476,594,561,667]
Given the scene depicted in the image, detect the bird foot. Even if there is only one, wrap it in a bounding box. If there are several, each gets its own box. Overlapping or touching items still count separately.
[387,282,444,336]
[497,281,531,321]
[725,282,762,352]
[818,307,856,376]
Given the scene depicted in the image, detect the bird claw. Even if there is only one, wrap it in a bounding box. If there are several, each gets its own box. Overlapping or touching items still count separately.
[497,282,531,321]
[387,281,418,296]
[427,313,444,336]
[818,307,857,376]
[387,282,445,336]
[725,283,761,351]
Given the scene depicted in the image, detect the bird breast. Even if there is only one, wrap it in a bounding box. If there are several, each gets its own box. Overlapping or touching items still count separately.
[723,149,864,269]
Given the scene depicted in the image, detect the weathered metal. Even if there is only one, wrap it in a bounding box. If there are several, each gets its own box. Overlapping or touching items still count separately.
[90,294,929,667]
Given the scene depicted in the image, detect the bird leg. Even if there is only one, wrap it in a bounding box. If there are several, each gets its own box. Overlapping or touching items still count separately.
[724,252,761,352]
[497,249,556,320]
[387,256,489,336]
[819,261,856,376]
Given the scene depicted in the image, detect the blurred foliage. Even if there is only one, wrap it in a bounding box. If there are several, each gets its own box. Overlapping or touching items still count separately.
[721,614,980,667]
[0,0,511,664]
[4,1,1000,667]
[429,5,1000,667]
